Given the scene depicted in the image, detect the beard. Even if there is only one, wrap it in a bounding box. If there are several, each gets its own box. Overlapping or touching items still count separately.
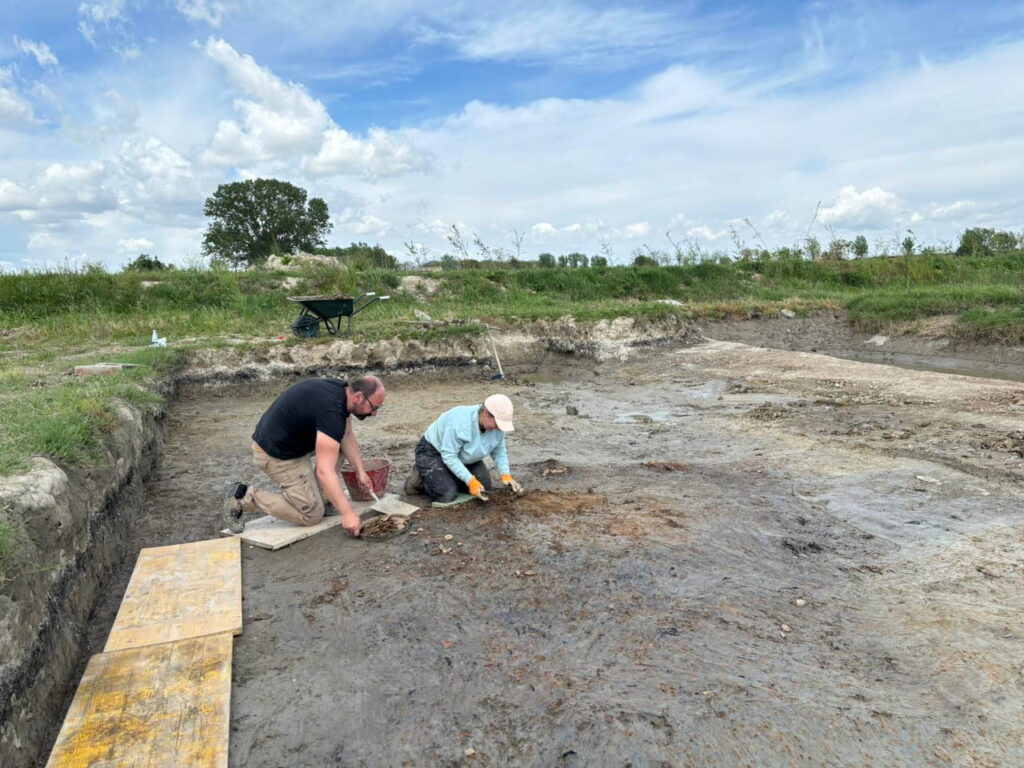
[354,412,370,421]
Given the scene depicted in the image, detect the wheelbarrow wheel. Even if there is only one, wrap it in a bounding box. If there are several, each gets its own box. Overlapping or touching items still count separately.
[292,314,321,338]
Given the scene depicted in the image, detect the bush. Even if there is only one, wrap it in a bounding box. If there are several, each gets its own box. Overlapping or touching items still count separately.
[123,253,172,271]
[956,228,1020,258]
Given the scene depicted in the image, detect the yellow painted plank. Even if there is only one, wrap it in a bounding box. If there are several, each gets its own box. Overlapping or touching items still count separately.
[105,538,241,652]
[45,632,232,768]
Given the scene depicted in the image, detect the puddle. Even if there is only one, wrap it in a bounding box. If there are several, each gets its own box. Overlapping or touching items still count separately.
[614,411,671,423]
[829,350,1024,383]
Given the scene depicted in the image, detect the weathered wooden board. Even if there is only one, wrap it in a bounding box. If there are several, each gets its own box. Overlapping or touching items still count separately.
[45,633,232,768]
[104,537,241,652]
[222,498,378,550]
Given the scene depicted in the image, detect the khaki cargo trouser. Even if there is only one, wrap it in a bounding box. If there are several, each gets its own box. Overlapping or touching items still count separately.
[240,441,325,526]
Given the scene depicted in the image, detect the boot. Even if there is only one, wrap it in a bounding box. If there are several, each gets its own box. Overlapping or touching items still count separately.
[403,468,422,496]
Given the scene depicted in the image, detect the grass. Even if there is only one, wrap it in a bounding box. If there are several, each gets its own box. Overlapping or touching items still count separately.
[0,366,163,474]
[0,518,23,589]
[2,249,1024,476]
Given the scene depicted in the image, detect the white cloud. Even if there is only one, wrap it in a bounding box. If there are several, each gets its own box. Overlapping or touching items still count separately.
[176,0,233,27]
[27,231,72,252]
[928,200,976,220]
[531,222,556,236]
[622,222,650,239]
[0,179,31,210]
[203,38,431,177]
[818,186,904,229]
[117,237,154,252]
[686,225,728,241]
[0,68,37,126]
[418,3,680,66]
[0,162,117,218]
[78,0,127,45]
[339,213,391,237]
[303,127,432,178]
[118,137,198,205]
[78,0,126,24]
[763,210,789,226]
[14,37,59,68]
[77,0,140,60]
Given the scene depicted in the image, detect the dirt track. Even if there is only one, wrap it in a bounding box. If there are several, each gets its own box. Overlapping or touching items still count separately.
[85,338,1024,767]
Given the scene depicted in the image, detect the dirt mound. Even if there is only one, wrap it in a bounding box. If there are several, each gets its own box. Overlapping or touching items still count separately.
[361,514,410,540]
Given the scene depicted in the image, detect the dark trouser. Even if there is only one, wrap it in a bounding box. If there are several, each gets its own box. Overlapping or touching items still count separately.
[415,437,492,503]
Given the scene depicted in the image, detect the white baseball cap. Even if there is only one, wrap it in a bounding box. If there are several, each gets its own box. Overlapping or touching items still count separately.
[483,394,515,432]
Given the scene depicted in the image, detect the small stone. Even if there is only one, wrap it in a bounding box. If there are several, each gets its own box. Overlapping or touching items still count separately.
[781,624,791,633]
[514,570,521,576]
[566,405,579,416]
[444,534,454,541]
[464,747,476,757]
[523,570,536,576]
[441,547,452,554]
[794,599,806,607]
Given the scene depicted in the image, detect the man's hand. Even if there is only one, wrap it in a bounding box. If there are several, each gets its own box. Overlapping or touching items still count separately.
[501,474,525,495]
[468,477,489,500]
[356,470,372,495]
[342,511,362,537]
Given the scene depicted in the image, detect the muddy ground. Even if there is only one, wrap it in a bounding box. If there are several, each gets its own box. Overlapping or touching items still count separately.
[79,338,1024,768]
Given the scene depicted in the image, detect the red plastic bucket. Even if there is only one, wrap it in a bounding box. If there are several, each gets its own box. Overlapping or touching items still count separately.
[340,458,391,501]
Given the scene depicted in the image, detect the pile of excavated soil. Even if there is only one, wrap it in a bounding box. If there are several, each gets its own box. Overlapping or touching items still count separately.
[360,514,409,540]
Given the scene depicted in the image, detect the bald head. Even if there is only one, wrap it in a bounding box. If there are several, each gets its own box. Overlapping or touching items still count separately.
[348,375,386,420]
[351,375,384,399]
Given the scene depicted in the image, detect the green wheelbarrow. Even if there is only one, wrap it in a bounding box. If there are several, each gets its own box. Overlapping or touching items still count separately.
[288,292,390,337]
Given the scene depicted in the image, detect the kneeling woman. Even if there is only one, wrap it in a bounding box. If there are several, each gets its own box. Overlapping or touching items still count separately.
[405,394,524,502]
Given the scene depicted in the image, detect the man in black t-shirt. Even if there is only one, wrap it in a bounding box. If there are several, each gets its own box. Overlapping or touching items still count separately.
[222,375,386,537]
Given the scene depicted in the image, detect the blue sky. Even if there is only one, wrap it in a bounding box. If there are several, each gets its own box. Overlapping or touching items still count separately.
[1,0,1023,269]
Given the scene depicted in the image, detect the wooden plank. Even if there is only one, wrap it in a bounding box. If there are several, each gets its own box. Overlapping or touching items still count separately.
[105,538,241,652]
[222,498,378,550]
[45,633,232,768]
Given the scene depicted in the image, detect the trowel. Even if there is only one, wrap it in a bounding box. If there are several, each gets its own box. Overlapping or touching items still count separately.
[368,490,419,517]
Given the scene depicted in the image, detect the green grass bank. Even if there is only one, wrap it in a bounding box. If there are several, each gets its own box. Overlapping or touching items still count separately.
[2,250,1024,480]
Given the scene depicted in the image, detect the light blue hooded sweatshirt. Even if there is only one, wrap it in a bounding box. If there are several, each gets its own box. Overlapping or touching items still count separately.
[424,404,511,483]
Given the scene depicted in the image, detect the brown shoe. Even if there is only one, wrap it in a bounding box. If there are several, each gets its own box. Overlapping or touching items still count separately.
[222,482,247,533]
[403,469,422,496]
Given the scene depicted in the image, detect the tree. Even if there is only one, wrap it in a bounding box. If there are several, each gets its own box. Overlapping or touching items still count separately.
[956,227,1019,258]
[537,252,556,268]
[124,253,171,271]
[591,255,608,268]
[202,178,332,267]
[852,235,869,258]
[901,234,915,256]
[805,236,822,260]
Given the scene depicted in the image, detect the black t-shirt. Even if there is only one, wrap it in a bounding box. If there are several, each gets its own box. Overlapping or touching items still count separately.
[252,379,349,459]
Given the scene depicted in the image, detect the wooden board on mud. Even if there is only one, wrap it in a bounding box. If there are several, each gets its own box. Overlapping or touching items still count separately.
[45,633,232,768]
[222,498,379,550]
[105,537,241,652]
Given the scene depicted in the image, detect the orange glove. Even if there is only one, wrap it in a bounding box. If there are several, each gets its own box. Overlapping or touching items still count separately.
[468,477,489,500]
[501,474,524,495]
